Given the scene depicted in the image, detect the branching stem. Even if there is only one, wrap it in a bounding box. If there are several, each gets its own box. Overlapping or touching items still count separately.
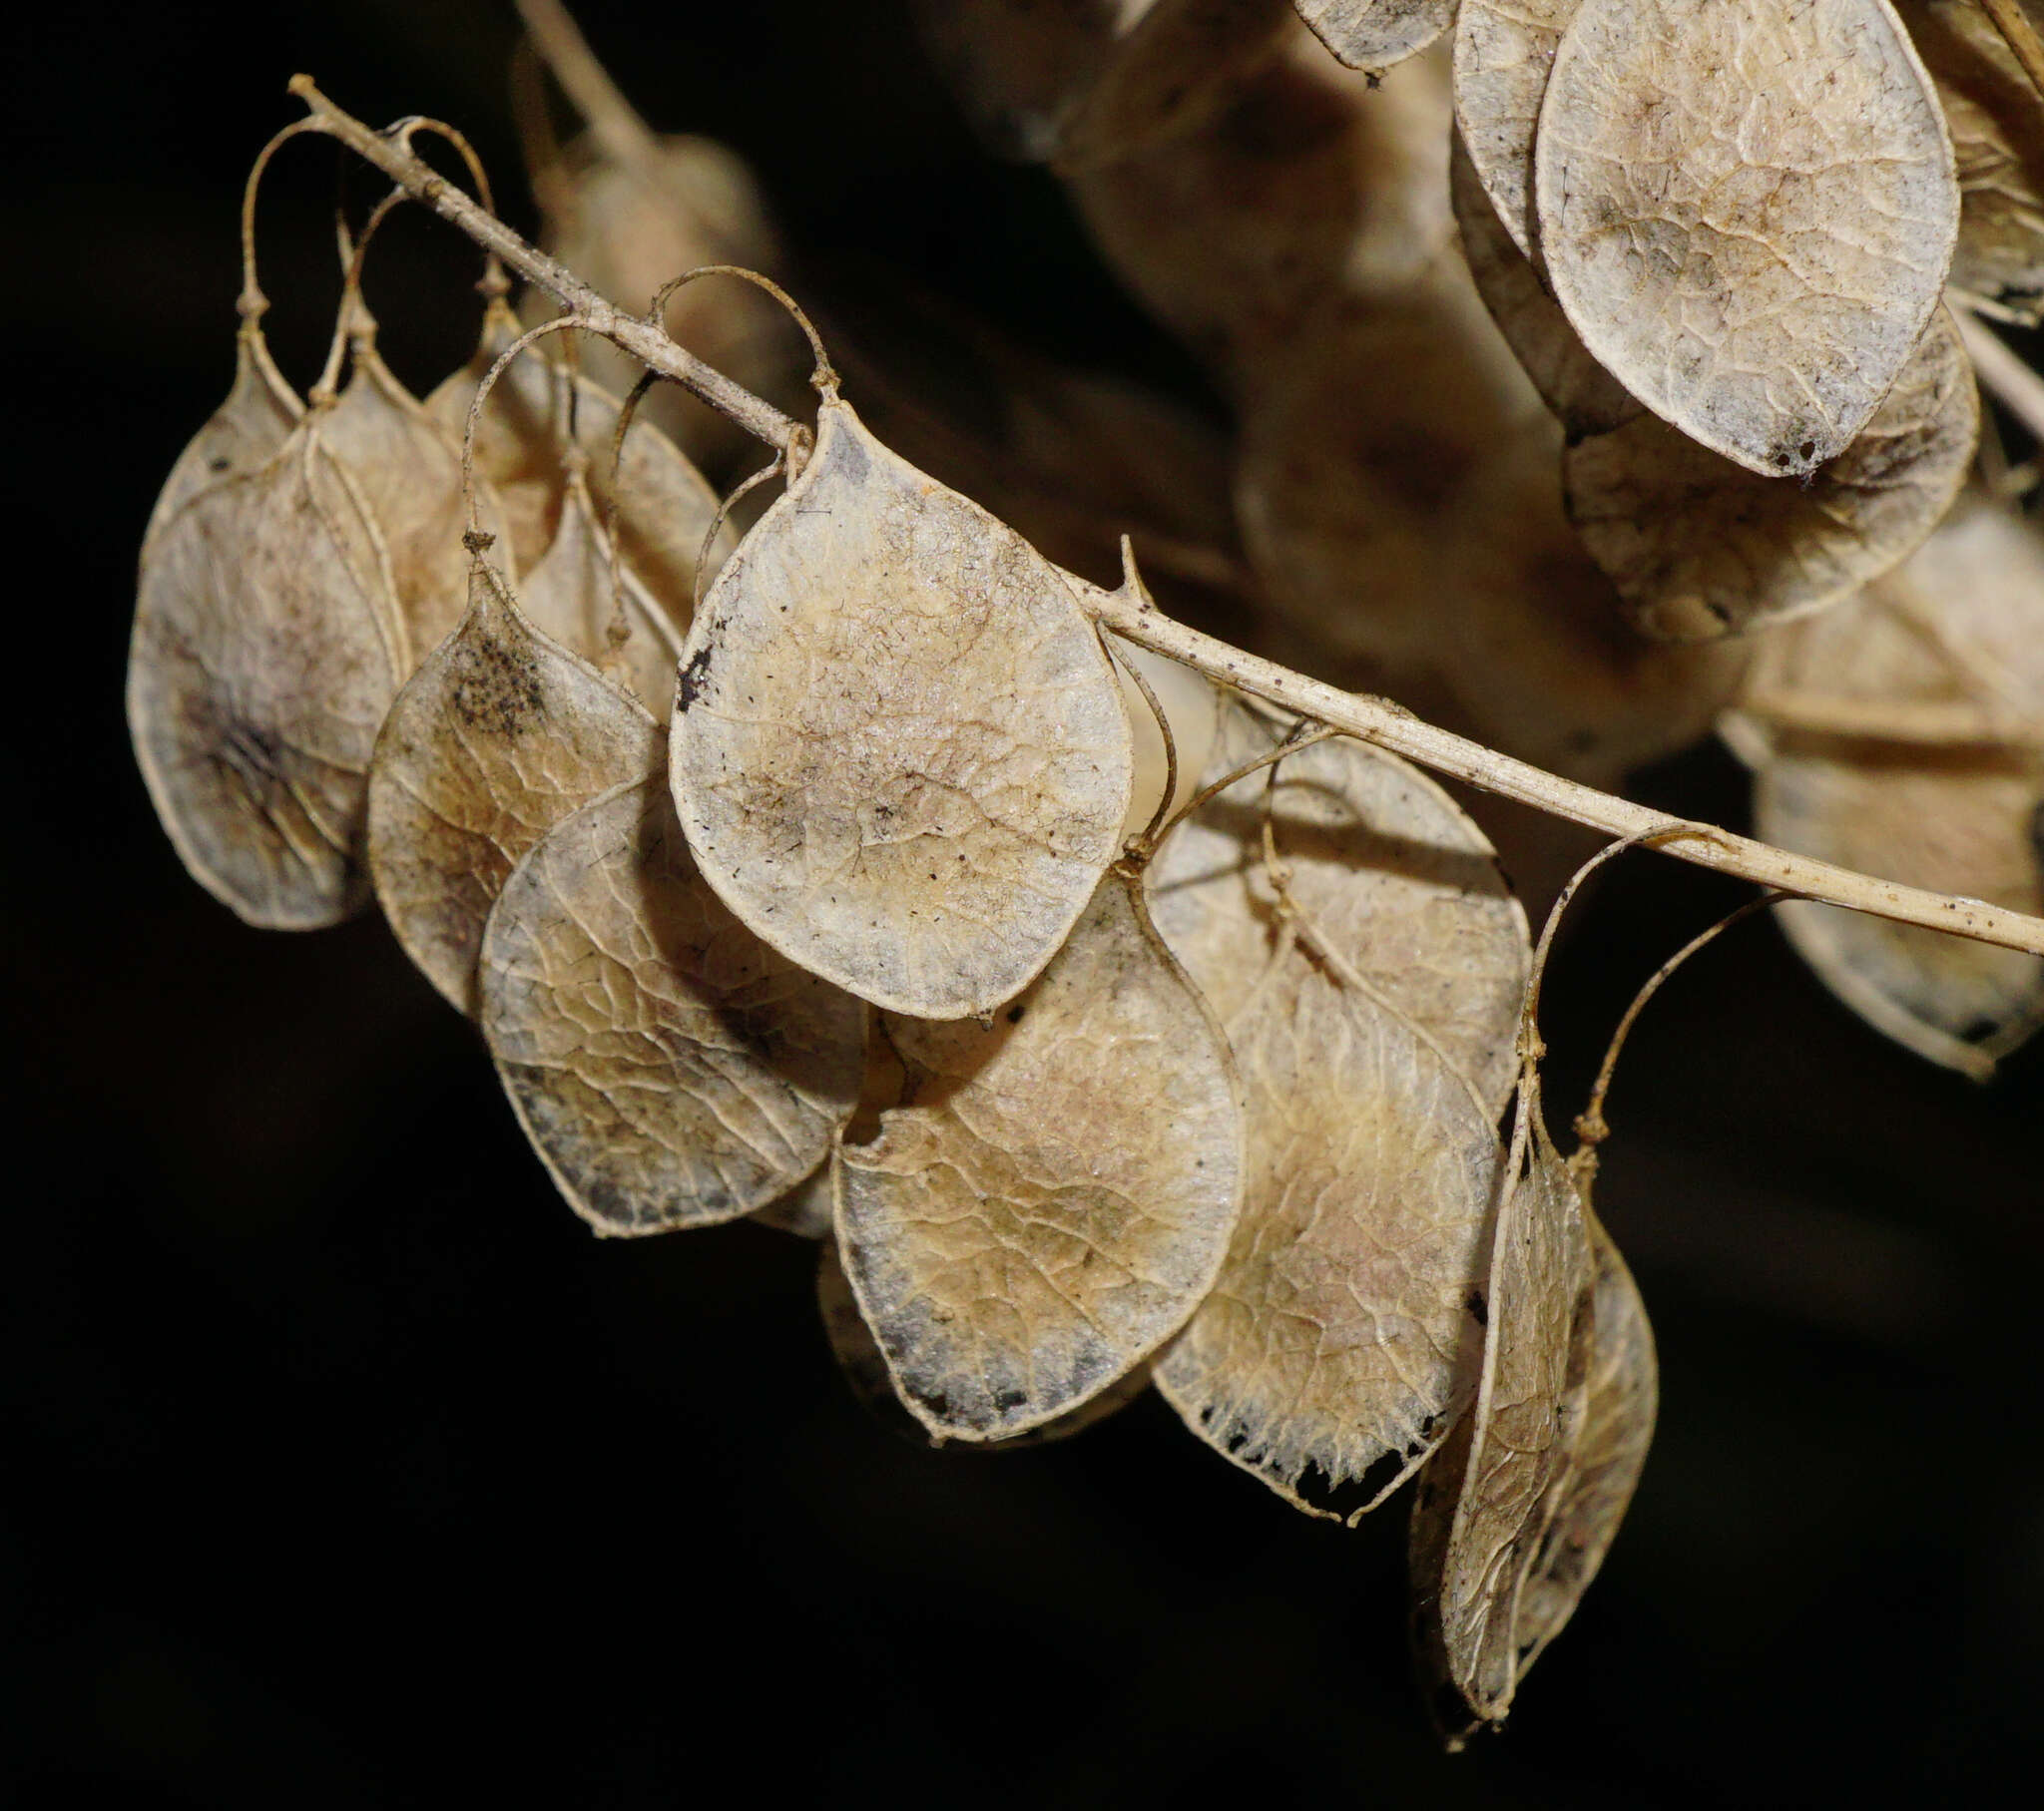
[1982,0,2044,109]
[287,76,2044,964]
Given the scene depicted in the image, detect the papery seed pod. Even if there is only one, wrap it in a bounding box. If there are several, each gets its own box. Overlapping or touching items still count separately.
[142,311,301,559]
[669,394,1135,1021]
[910,0,1295,171]
[817,1237,1155,1448]
[365,559,663,1014]
[424,298,731,616]
[1294,0,1457,71]
[479,775,868,1234]
[837,872,1245,1443]
[517,466,683,709]
[130,413,406,930]
[1452,0,1579,259]
[322,305,516,665]
[1535,0,1960,477]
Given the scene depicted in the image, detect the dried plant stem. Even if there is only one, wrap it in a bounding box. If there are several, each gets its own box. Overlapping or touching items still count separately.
[290,76,801,455]
[1957,307,2044,445]
[287,77,2044,963]
[1982,0,2044,109]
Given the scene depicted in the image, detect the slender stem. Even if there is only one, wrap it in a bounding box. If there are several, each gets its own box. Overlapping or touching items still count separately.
[289,76,801,455]
[1957,306,2044,446]
[1982,0,2044,108]
[285,77,2044,963]
[510,0,662,173]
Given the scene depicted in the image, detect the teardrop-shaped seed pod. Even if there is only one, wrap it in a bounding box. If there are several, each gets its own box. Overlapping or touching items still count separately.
[1449,129,1638,441]
[1410,1080,1594,1737]
[1564,306,1978,641]
[911,0,1295,171]
[1534,0,1959,478]
[424,299,730,613]
[518,470,684,708]
[365,561,663,1014]
[129,418,405,929]
[1149,701,1529,1108]
[322,313,516,665]
[1451,0,1578,259]
[1295,0,1456,71]
[143,316,301,558]
[1147,709,1521,1517]
[1512,1206,1656,1676]
[837,873,1244,1444]
[1899,0,2044,324]
[670,395,1135,1021]
[1727,497,2044,1076]
[817,1235,1154,1448]
[479,776,867,1234]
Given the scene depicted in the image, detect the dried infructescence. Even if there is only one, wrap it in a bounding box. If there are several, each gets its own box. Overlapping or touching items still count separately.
[479,775,868,1234]
[365,560,663,1014]
[669,394,1135,1021]
[837,873,1245,1443]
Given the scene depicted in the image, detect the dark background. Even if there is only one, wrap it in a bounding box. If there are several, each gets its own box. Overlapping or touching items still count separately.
[6,3,2042,1804]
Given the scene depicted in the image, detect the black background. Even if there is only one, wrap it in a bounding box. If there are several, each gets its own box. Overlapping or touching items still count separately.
[6,3,2043,1804]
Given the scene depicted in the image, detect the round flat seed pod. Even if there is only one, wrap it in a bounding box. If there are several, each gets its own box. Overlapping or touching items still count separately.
[1534,0,1960,477]
[1148,700,1529,1109]
[1563,307,1978,641]
[143,319,301,557]
[323,320,514,665]
[1513,1207,1657,1677]
[365,563,663,1015]
[1451,0,1579,258]
[837,874,1244,1444]
[670,395,1134,1021]
[479,776,867,1235]
[1152,951,1505,1521]
[1734,498,2044,1076]
[517,472,683,710]
[816,1236,1154,1449]
[1900,0,2044,323]
[911,0,1294,170]
[1295,0,1456,71]
[1410,1085,1594,1733]
[1449,129,1638,440]
[129,421,405,929]
[424,300,729,614]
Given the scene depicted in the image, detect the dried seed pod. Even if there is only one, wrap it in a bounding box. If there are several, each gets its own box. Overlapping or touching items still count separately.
[836,874,1244,1444]
[817,1236,1154,1448]
[1435,418,1752,786]
[1534,0,1960,478]
[142,314,301,557]
[1727,497,2044,1076]
[1149,702,1530,1104]
[669,395,1135,1021]
[424,299,729,614]
[1295,0,1456,70]
[1067,29,1456,384]
[910,0,1294,170]
[1410,1080,1595,1736]
[1449,130,1637,441]
[1148,711,1520,1517]
[517,468,683,708]
[1511,1206,1657,1676]
[129,418,405,929]
[479,775,867,1234]
[322,309,515,664]
[365,561,663,1014]
[1899,0,2044,323]
[1451,0,1578,258]
[1563,307,1978,641]
[1111,619,1224,842]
